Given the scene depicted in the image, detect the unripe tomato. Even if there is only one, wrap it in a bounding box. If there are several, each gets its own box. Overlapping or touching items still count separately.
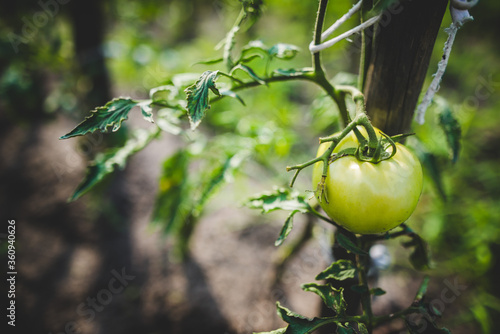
[312,127,423,234]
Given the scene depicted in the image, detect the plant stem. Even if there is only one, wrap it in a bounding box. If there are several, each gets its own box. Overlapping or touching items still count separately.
[286,112,382,194]
[215,70,350,127]
[210,72,315,104]
[316,76,349,127]
[319,113,378,152]
[312,0,329,75]
[355,238,374,333]
[214,0,352,129]
[335,85,365,116]
[310,206,342,229]
[273,216,314,285]
[358,25,367,92]
[310,0,352,127]
[361,224,415,242]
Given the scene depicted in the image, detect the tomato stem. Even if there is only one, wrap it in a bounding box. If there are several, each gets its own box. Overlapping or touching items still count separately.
[335,85,366,116]
[312,0,329,76]
[320,113,379,155]
[356,239,374,332]
[287,112,394,196]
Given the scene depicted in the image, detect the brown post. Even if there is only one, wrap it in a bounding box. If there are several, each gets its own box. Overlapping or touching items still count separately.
[363,0,449,135]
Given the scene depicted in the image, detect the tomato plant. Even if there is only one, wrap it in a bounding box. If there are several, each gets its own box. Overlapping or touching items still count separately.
[312,127,423,234]
[58,0,479,332]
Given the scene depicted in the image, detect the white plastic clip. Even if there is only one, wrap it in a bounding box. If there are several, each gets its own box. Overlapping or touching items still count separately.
[309,0,381,54]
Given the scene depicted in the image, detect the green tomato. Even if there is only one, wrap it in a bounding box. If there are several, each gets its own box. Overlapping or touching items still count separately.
[312,127,423,234]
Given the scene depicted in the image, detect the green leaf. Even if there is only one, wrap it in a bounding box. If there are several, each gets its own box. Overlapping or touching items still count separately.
[194,151,248,215]
[247,188,311,246]
[230,64,266,85]
[414,276,430,302]
[69,128,157,201]
[471,303,491,334]
[330,72,358,86]
[242,40,269,55]
[273,68,314,77]
[246,188,311,214]
[268,43,300,60]
[336,323,356,334]
[275,212,297,246]
[336,233,367,255]
[151,150,190,233]
[138,100,154,123]
[194,57,224,65]
[220,89,246,105]
[315,259,357,281]
[240,54,264,63]
[150,85,181,103]
[253,329,287,334]
[357,323,369,334]
[402,233,430,271]
[60,98,137,139]
[436,326,452,333]
[412,140,447,201]
[438,106,461,163]
[422,152,446,200]
[276,302,334,334]
[241,41,299,61]
[184,70,221,130]
[301,283,346,315]
[156,108,183,135]
[370,288,386,296]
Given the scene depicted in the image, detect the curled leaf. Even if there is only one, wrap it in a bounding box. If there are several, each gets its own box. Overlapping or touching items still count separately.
[220,89,246,105]
[60,98,138,139]
[184,71,221,129]
[438,106,461,163]
[69,128,158,201]
[336,233,367,255]
[302,283,346,315]
[276,302,335,334]
[246,188,311,214]
[315,259,357,281]
[230,64,266,85]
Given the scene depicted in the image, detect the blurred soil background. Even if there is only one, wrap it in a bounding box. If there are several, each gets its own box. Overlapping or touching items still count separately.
[1,1,500,333]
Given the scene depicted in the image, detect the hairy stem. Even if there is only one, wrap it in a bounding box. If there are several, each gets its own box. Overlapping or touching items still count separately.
[316,76,349,127]
[319,113,378,152]
[312,0,329,75]
[210,72,315,104]
[356,240,374,333]
[213,71,350,126]
[310,0,351,126]
[335,85,366,116]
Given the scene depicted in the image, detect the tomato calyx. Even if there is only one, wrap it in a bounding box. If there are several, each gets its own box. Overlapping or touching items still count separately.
[287,83,415,205]
[346,131,396,164]
[287,112,415,206]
